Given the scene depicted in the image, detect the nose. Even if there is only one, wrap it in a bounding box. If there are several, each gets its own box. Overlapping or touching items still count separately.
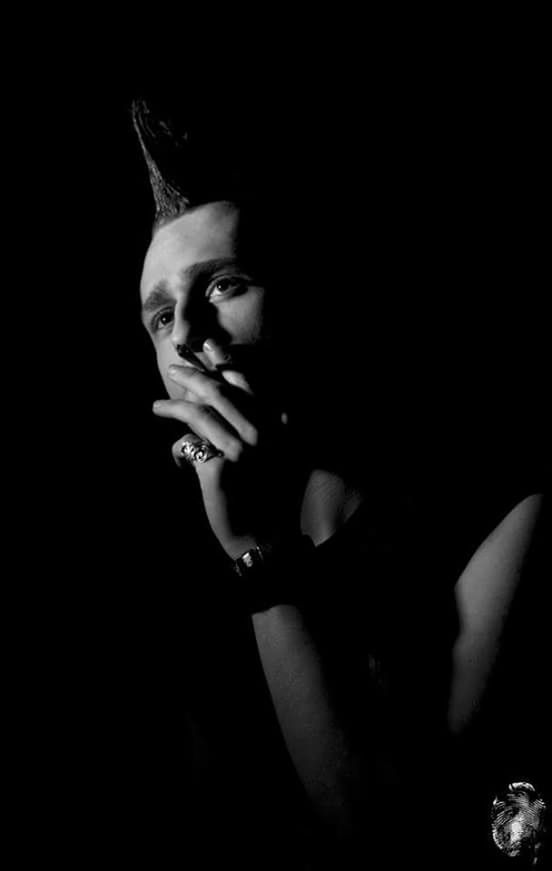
[170,295,213,354]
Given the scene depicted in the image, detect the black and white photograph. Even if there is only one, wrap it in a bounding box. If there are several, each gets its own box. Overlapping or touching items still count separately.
[14,31,549,868]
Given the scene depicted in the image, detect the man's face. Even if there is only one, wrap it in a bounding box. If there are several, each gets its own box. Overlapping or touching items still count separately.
[140,201,272,400]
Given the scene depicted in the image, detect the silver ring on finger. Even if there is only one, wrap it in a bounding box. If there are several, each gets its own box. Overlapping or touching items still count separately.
[180,436,224,465]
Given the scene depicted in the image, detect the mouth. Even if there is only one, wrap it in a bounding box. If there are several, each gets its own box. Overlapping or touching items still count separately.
[175,345,211,373]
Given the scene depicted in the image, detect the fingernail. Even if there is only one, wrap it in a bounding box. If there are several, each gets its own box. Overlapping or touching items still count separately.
[152,401,162,411]
[203,339,215,352]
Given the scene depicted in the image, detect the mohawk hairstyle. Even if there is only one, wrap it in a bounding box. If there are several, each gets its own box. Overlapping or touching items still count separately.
[131,96,258,234]
[131,98,190,228]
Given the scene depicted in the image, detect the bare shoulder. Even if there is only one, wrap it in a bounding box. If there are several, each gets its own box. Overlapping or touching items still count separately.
[447,491,546,735]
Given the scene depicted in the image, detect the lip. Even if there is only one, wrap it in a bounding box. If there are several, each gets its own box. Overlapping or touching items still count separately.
[175,344,211,373]
[179,358,208,371]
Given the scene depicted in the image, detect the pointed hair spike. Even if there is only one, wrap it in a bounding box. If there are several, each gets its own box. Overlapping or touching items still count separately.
[131,98,190,227]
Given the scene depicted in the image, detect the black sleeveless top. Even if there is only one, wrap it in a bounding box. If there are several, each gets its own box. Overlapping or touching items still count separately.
[179,463,547,869]
[43,458,546,868]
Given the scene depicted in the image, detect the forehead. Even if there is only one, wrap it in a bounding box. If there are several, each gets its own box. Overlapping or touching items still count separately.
[140,201,241,303]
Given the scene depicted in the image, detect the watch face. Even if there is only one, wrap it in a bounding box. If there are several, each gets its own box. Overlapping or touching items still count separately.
[491,781,547,864]
[234,547,261,575]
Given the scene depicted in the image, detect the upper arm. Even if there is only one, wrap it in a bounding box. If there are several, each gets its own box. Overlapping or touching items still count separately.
[447,492,545,736]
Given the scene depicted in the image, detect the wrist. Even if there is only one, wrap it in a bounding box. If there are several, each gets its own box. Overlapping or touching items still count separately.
[231,533,315,614]
[222,536,263,561]
[221,526,302,561]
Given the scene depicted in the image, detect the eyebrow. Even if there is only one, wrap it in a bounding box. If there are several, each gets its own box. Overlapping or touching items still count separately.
[141,257,243,320]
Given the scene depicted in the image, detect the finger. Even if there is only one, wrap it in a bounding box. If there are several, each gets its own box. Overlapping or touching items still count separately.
[167,366,259,445]
[172,432,223,469]
[153,399,245,461]
[202,338,232,368]
[220,368,254,394]
[202,339,254,395]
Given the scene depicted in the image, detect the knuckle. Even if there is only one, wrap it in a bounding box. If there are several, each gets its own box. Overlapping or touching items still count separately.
[202,379,220,401]
[183,369,205,394]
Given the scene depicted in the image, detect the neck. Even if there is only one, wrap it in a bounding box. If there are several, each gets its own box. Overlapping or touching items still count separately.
[300,468,365,547]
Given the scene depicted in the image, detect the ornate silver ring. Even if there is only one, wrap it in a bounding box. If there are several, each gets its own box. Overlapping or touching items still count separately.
[180,438,223,465]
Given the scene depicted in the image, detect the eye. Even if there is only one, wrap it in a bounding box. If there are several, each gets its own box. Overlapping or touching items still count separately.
[151,308,174,332]
[207,275,247,300]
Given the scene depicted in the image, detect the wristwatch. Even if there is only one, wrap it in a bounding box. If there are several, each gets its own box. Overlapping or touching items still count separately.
[232,535,316,613]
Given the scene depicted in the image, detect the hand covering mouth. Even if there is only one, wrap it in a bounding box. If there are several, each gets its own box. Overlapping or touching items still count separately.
[175,344,211,372]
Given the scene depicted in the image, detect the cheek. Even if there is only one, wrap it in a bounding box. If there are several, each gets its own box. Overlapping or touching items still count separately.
[155,348,177,398]
[162,375,180,399]
[223,290,270,343]
[156,348,169,376]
